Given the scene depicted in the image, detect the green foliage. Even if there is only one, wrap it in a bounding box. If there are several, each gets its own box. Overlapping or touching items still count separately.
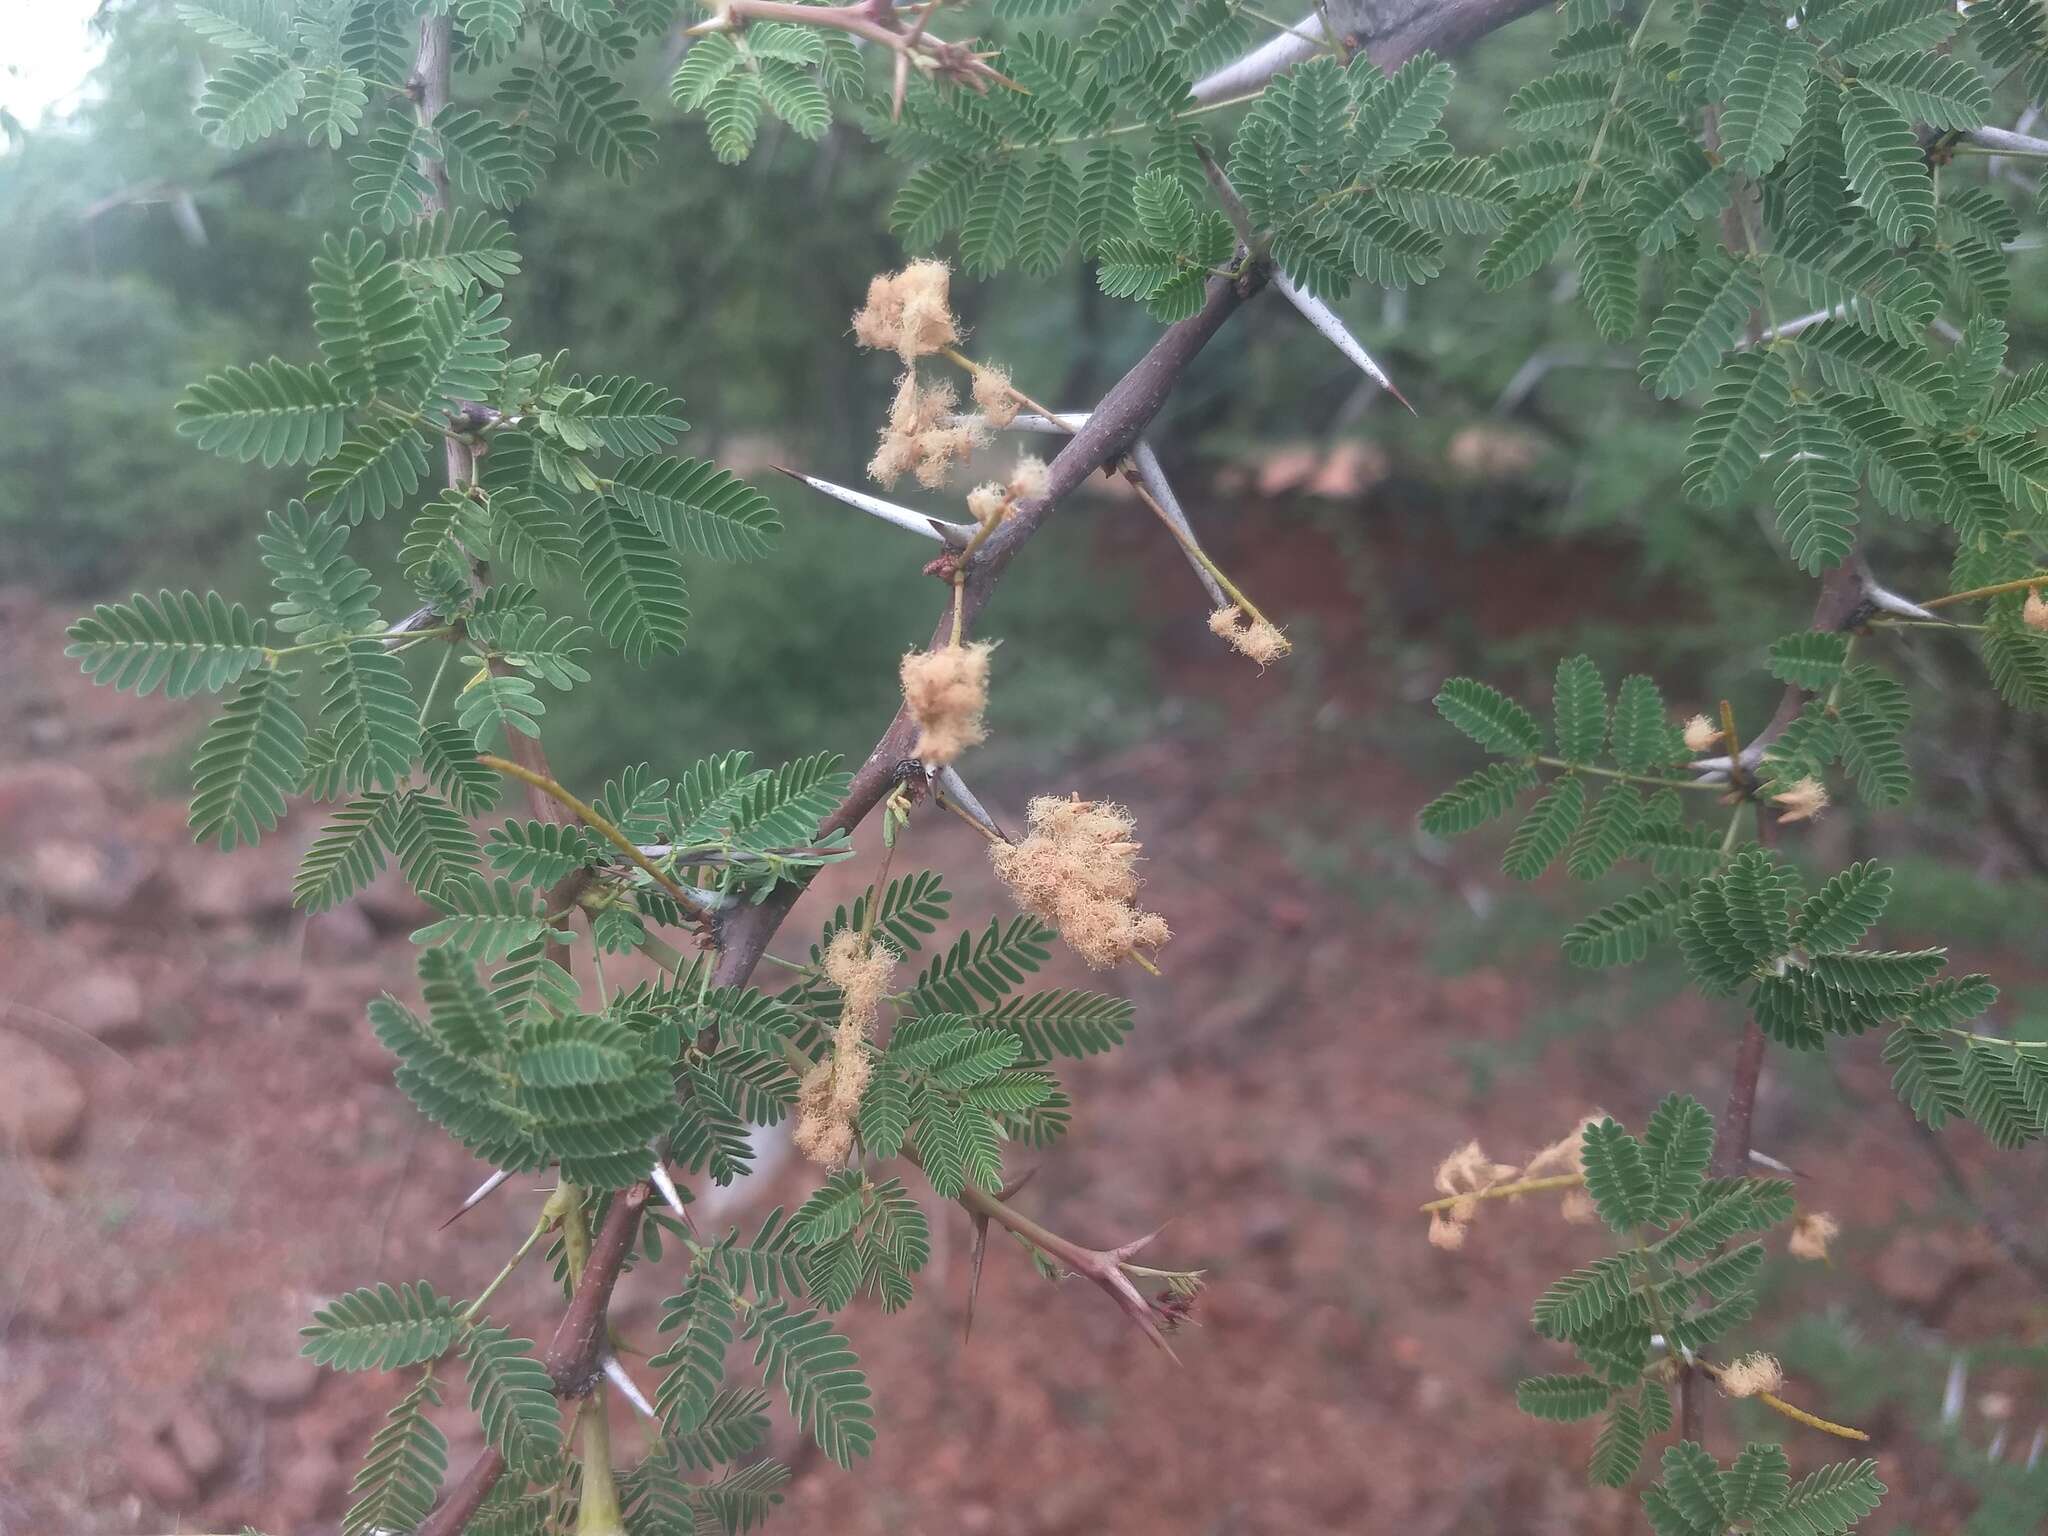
[302,1281,462,1371]
[462,1325,564,1470]
[743,1302,875,1467]
[1518,1101,1810,1487]
[342,1369,447,1536]
[66,590,269,698]
[1516,1373,1612,1421]
[76,1,2048,1526]
[176,358,352,466]
[189,666,308,850]
[1644,1443,1883,1535]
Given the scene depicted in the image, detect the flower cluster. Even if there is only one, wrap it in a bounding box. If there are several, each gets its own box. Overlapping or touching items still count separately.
[868,373,986,489]
[851,259,960,361]
[1425,1113,1603,1249]
[1207,604,1291,667]
[1787,1210,1839,1262]
[794,930,897,1168]
[900,641,993,767]
[1716,1352,1785,1399]
[990,795,1171,970]
[966,454,1049,526]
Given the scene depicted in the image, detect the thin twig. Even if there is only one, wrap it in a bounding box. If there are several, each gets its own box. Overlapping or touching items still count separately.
[478,754,721,926]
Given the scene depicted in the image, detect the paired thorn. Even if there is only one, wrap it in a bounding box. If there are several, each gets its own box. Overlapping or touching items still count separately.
[931,764,1009,844]
[602,1354,659,1420]
[963,1167,1036,1344]
[773,465,973,547]
[648,1157,693,1230]
[948,409,1091,436]
[1269,270,1415,413]
[441,1167,512,1228]
[1082,1226,1182,1363]
[1863,581,1943,623]
[960,1172,1187,1361]
[1130,443,1230,609]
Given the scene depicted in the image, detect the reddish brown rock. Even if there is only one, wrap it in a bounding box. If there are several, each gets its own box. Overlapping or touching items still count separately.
[304,902,377,962]
[233,1355,323,1409]
[0,1031,86,1154]
[273,1444,345,1527]
[21,837,157,916]
[44,970,148,1044]
[1873,1229,1978,1312]
[123,1439,197,1510]
[169,1406,228,1484]
[0,761,109,842]
[355,863,433,930]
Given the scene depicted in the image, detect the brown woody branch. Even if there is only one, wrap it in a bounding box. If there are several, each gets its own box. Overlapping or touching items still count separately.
[1682,557,1870,1445]
[1193,0,1549,100]
[712,263,1264,987]
[408,15,568,834]
[711,0,1559,989]
[412,0,1555,1521]
[689,0,1015,106]
[416,1184,652,1536]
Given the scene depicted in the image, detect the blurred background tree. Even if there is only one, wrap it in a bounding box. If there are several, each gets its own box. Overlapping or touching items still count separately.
[8,1,2048,871]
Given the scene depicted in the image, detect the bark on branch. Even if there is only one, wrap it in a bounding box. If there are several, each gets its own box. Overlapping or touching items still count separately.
[415,1185,651,1536]
[412,0,1556,1520]
[1193,0,1550,101]
[713,264,1263,987]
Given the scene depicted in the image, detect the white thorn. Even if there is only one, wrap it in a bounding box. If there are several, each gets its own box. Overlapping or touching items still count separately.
[603,1354,659,1420]
[947,410,1091,436]
[932,765,1005,841]
[1130,442,1229,608]
[1191,13,1324,102]
[1740,307,1839,347]
[1865,582,1944,623]
[1966,124,2048,157]
[648,1158,690,1221]
[1269,270,1412,410]
[1746,1148,1795,1175]
[460,1168,512,1213]
[1942,1355,1968,1427]
[2026,1424,2043,1470]
[775,467,972,547]
[1689,738,1769,783]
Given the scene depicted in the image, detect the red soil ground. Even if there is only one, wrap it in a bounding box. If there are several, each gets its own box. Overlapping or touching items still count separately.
[2,513,2042,1534]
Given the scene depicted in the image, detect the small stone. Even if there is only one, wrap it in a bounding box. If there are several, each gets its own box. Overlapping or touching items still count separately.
[26,715,71,752]
[45,972,148,1044]
[1874,1229,1975,1311]
[305,902,378,961]
[0,1031,87,1154]
[356,864,433,930]
[0,762,108,841]
[274,1445,345,1527]
[123,1439,196,1510]
[169,1407,228,1484]
[179,856,288,924]
[22,837,156,916]
[233,1354,323,1408]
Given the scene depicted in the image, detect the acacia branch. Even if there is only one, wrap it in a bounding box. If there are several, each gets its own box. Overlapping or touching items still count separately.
[416,1185,652,1536]
[412,4,1553,1523]
[713,264,1263,987]
[1193,0,1550,100]
[406,15,568,833]
[1682,557,1870,1446]
[478,753,723,927]
[690,0,1014,99]
[712,0,1562,994]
